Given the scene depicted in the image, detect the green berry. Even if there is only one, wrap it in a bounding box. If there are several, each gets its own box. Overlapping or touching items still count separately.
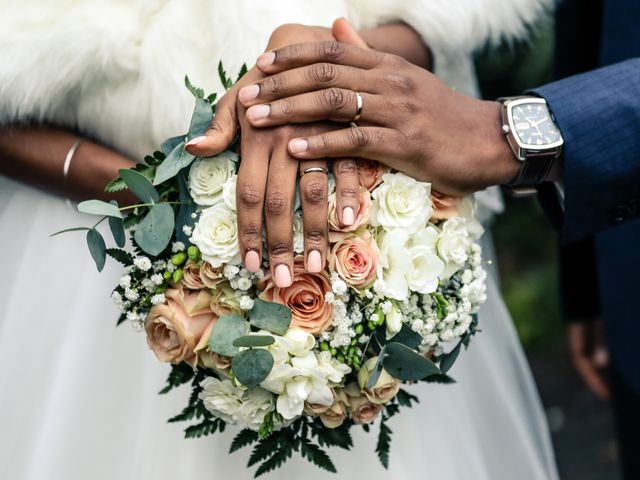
[320,341,329,351]
[355,324,364,334]
[163,271,172,281]
[337,353,345,363]
[171,252,187,266]
[330,348,338,356]
[367,321,375,330]
[172,268,183,283]
[187,245,200,261]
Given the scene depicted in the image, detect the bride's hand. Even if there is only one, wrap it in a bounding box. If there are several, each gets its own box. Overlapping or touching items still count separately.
[187,22,365,287]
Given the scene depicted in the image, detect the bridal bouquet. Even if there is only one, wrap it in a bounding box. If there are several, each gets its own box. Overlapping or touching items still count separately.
[58,69,487,477]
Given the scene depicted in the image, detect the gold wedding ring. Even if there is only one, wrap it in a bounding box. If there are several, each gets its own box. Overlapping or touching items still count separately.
[301,167,329,177]
[353,91,363,121]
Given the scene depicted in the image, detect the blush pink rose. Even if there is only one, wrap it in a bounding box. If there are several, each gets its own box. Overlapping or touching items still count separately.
[259,257,333,335]
[348,392,383,425]
[328,186,371,239]
[199,262,225,289]
[431,190,462,220]
[182,261,206,290]
[356,159,389,192]
[329,231,378,289]
[144,286,217,367]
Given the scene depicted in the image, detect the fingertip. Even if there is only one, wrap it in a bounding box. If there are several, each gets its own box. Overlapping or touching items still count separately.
[288,138,309,155]
[185,135,226,156]
[256,51,276,71]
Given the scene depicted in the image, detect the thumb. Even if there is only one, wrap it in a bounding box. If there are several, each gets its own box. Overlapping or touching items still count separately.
[332,17,369,49]
[185,91,238,156]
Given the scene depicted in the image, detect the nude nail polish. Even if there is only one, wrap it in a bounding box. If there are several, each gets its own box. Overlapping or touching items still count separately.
[239,84,260,103]
[307,250,322,273]
[288,139,308,154]
[342,207,355,226]
[185,135,206,147]
[247,104,270,121]
[245,250,261,272]
[274,264,292,288]
[257,51,276,69]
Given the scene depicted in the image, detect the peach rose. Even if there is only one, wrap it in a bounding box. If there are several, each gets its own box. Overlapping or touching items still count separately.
[259,257,333,335]
[328,186,371,238]
[304,402,330,416]
[199,261,225,289]
[182,261,206,290]
[356,159,389,192]
[431,190,462,220]
[319,389,349,429]
[209,282,242,317]
[329,231,378,289]
[345,383,383,425]
[144,286,217,367]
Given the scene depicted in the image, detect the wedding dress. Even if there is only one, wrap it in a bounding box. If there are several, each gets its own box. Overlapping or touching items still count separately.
[0,1,558,479]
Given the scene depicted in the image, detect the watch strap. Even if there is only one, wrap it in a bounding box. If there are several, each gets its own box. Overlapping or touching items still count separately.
[505,150,556,188]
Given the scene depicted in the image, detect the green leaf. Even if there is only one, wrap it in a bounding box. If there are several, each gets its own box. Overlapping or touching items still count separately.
[50,226,90,237]
[119,168,160,203]
[153,141,195,185]
[184,418,222,438]
[248,438,277,467]
[248,298,292,335]
[376,420,392,469]
[313,420,353,449]
[388,323,422,350]
[108,216,126,247]
[218,61,233,90]
[439,341,462,374]
[187,97,214,140]
[77,199,122,218]
[133,203,175,256]
[175,169,196,244]
[382,342,441,382]
[160,135,185,157]
[230,429,259,453]
[158,362,195,394]
[209,313,250,357]
[232,349,274,387]
[426,373,457,384]
[366,348,387,390]
[232,335,275,348]
[86,229,106,272]
[258,411,274,440]
[300,438,337,473]
[116,312,127,326]
[254,446,293,478]
[185,75,204,98]
[105,248,133,266]
[396,388,419,407]
[236,63,248,83]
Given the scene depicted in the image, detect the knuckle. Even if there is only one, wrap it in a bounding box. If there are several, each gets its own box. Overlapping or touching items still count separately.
[265,192,289,216]
[339,187,358,201]
[269,241,291,257]
[241,224,261,245]
[310,62,337,84]
[263,74,284,96]
[335,160,357,176]
[238,184,262,208]
[305,227,325,244]
[384,73,415,92]
[348,127,369,148]
[320,88,348,110]
[303,181,327,205]
[320,41,346,62]
[279,98,295,117]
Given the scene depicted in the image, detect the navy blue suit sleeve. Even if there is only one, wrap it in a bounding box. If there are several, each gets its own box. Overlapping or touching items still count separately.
[531,58,640,242]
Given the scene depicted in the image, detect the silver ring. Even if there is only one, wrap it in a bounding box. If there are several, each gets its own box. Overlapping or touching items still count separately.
[301,167,329,177]
[353,91,363,121]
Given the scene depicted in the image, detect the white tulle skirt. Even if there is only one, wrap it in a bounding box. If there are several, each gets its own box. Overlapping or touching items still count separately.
[0,177,558,480]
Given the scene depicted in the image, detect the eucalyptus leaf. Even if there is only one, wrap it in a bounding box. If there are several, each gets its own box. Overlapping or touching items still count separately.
[209,313,250,357]
[77,199,122,218]
[233,335,275,348]
[86,229,106,272]
[153,141,195,185]
[382,342,441,382]
[119,169,160,203]
[365,347,387,390]
[50,227,90,237]
[388,323,422,350]
[439,341,462,374]
[248,298,292,335]
[161,135,185,157]
[175,169,196,244]
[187,97,214,140]
[108,216,126,247]
[232,349,274,387]
[133,203,175,256]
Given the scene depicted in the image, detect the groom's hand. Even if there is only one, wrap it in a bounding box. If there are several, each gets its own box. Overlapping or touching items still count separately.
[238,41,521,196]
[567,321,610,400]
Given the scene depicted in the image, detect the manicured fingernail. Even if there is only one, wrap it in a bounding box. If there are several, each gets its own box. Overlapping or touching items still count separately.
[186,135,206,147]
[257,51,275,69]
[239,84,260,103]
[247,104,270,121]
[274,264,292,288]
[245,250,261,272]
[307,250,322,273]
[289,139,308,154]
[343,207,355,226]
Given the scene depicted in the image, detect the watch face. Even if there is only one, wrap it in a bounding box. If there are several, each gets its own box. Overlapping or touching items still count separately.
[510,101,562,148]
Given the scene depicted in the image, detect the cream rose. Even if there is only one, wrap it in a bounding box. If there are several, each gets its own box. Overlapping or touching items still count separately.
[437,217,472,278]
[199,261,225,289]
[328,186,371,236]
[319,389,349,428]
[182,261,205,290]
[329,231,378,289]
[406,226,444,294]
[259,257,333,335]
[293,211,304,254]
[431,191,462,220]
[144,286,217,367]
[370,172,433,233]
[345,383,383,425]
[188,151,237,206]
[376,228,411,301]
[222,174,237,211]
[191,203,241,267]
[209,281,242,317]
[356,159,389,191]
[358,358,401,405]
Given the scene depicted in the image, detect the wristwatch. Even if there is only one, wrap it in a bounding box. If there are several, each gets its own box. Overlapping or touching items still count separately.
[498,96,564,196]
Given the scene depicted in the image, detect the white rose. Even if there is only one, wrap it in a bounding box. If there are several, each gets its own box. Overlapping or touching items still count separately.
[437,217,474,278]
[385,303,403,338]
[370,172,433,233]
[199,377,244,424]
[457,196,485,240]
[236,388,275,431]
[191,204,241,267]
[376,229,411,301]
[188,151,237,206]
[407,226,445,293]
[222,174,237,211]
[292,211,304,254]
